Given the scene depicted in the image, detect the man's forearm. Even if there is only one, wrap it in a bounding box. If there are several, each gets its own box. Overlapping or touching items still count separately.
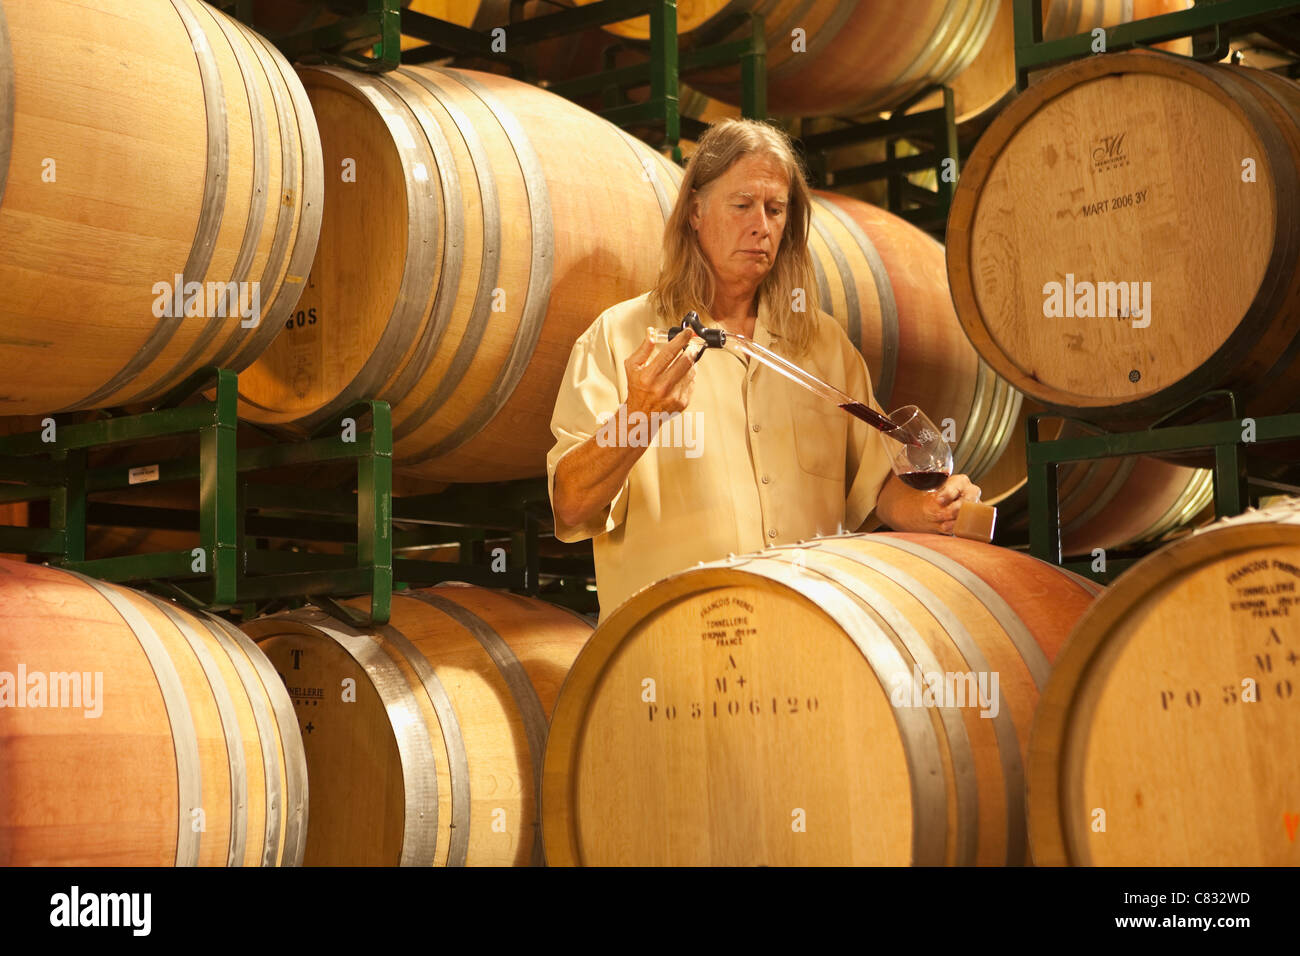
[552,405,647,529]
[874,472,909,530]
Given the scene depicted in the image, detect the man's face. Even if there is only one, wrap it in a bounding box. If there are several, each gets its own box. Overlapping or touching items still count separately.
[689,152,790,291]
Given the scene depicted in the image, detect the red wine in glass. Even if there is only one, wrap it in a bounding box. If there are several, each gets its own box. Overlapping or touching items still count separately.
[887,405,954,491]
[839,401,922,446]
[896,470,950,491]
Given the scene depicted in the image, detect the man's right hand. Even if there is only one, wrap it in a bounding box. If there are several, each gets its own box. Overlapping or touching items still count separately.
[625,326,700,418]
[553,327,702,532]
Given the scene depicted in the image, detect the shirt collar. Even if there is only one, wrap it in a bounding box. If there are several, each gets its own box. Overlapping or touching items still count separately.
[697,291,781,350]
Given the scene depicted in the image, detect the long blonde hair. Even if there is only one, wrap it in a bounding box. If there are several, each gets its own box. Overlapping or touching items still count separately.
[649,118,820,357]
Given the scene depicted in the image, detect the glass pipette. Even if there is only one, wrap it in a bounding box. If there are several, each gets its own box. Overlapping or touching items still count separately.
[654,312,920,446]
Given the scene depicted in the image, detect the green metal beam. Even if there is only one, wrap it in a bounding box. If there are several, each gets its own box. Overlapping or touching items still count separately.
[826,152,949,187]
[0,527,65,553]
[1015,0,1300,89]
[202,370,239,606]
[1025,413,1300,464]
[64,551,201,583]
[0,363,403,621]
[0,406,216,457]
[356,400,393,623]
[800,113,945,152]
[0,461,61,485]
[398,10,515,61]
[1024,398,1300,571]
[245,551,361,573]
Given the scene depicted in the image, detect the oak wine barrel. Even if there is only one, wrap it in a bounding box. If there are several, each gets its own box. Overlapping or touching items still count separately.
[0,560,306,866]
[541,533,1100,865]
[244,584,592,865]
[584,0,1001,117]
[238,65,682,482]
[1029,496,1300,865]
[947,52,1300,443]
[0,0,323,415]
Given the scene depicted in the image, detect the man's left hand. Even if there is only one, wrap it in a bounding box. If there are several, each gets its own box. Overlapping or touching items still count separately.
[875,471,982,536]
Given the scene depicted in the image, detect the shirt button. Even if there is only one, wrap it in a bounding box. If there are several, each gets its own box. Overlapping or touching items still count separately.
[768,528,778,538]
[761,475,770,484]
[752,423,761,432]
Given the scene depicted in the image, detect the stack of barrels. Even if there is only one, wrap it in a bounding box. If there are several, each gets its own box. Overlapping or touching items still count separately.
[228,58,1051,507]
[233,63,683,481]
[0,0,1239,534]
[242,585,592,865]
[4,0,1298,870]
[541,533,1100,865]
[0,556,590,866]
[0,562,307,866]
[539,498,1300,866]
[10,507,1297,866]
[0,0,322,415]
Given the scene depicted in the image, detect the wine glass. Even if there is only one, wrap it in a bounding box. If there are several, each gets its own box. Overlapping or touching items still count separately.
[887,405,953,492]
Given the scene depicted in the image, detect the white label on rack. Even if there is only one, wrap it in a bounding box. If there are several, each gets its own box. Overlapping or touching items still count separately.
[128,465,160,485]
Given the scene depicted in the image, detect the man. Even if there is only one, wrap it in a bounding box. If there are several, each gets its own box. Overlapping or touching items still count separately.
[548,118,981,621]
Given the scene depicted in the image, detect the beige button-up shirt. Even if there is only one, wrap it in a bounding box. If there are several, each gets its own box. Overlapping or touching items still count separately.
[547,291,894,621]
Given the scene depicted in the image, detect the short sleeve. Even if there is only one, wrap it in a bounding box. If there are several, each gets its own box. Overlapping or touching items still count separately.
[843,345,896,530]
[546,316,632,543]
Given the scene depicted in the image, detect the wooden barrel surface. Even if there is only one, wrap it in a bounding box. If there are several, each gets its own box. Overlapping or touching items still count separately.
[0,560,307,866]
[244,584,592,865]
[582,0,1001,117]
[809,193,1022,498]
[1028,496,1300,865]
[907,0,1194,133]
[238,65,682,482]
[403,0,617,76]
[947,52,1300,430]
[541,533,1100,865]
[0,0,322,415]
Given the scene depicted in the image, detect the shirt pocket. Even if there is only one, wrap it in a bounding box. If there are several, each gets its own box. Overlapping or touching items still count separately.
[790,390,847,480]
